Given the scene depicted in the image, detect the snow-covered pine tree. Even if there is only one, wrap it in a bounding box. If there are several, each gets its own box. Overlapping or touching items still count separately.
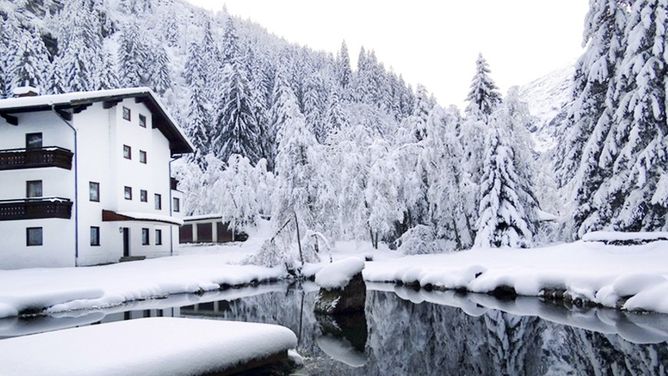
[148,42,172,95]
[96,50,120,90]
[266,68,295,170]
[57,0,103,92]
[335,40,352,89]
[605,0,668,231]
[474,104,540,248]
[10,26,50,93]
[302,71,328,142]
[211,18,264,165]
[407,84,433,141]
[465,54,502,120]
[559,0,628,237]
[117,22,148,88]
[323,87,347,142]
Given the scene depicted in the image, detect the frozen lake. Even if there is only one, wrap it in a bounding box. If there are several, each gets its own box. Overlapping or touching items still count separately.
[1,282,667,375]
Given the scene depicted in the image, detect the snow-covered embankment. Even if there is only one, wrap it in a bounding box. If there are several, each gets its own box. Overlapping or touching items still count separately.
[0,253,285,319]
[363,239,668,314]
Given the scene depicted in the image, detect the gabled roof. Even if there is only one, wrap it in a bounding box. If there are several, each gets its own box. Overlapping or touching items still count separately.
[0,87,194,155]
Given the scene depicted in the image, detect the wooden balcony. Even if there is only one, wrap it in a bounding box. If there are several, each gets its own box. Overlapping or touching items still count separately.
[0,147,73,171]
[0,197,72,221]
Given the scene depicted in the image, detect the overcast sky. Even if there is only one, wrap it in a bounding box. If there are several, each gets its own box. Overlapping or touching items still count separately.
[185,0,588,107]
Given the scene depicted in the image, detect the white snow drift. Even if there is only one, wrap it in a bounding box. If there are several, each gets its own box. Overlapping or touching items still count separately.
[0,317,297,376]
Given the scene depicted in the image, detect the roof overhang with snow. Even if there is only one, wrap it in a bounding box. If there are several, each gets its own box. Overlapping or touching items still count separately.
[0,88,194,155]
[102,210,184,226]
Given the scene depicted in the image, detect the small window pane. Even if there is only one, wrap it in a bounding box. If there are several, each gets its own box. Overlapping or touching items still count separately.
[123,107,131,121]
[140,190,148,202]
[139,114,146,128]
[142,228,149,245]
[173,198,180,213]
[155,229,162,245]
[155,194,162,210]
[90,227,100,246]
[139,151,147,164]
[124,186,132,200]
[26,133,43,149]
[123,145,131,159]
[27,180,43,198]
[89,182,100,202]
[27,227,43,246]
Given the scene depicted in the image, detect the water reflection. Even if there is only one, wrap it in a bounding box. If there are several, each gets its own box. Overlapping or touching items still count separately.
[1,283,667,375]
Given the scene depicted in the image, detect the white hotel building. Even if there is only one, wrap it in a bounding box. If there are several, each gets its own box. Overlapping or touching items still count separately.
[0,87,193,269]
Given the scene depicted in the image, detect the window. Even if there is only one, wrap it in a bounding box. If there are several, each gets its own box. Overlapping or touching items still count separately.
[26,180,43,198]
[122,107,131,121]
[140,189,148,202]
[90,227,100,246]
[139,114,147,128]
[139,150,147,164]
[173,197,180,213]
[123,145,132,159]
[124,186,132,200]
[155,229,162,245]
[142,228,149,245]
[26,133,42,149]
[89,182,100,202]
[154,194,162,210]
[27,227,43,246]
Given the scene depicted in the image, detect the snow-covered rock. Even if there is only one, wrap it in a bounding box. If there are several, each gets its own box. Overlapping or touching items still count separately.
[0,317,298,376]
[315,258,365,290]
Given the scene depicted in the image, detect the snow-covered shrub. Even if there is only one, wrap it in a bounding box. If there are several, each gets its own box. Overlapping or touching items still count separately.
[396,225,440,255]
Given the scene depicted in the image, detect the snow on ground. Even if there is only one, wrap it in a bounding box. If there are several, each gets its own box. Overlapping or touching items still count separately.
[315,257,365,290]
[0,252,284,319]
[364,240,668,314]
[0,317,297,376]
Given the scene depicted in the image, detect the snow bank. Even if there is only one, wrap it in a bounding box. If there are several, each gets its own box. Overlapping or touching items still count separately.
[364,240,668,314]
[315,258,365,290]
[0,317,297,376]
[0,253,285,319]
[582,231,668,242]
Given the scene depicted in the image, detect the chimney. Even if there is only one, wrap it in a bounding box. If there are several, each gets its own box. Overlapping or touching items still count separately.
[13,86,41,98]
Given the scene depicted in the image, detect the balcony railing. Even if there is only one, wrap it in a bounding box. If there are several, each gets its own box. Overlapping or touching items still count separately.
[0,197,72,221]
[0,147,73,171]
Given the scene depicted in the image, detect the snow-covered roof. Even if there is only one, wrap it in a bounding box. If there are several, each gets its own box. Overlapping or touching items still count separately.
[103,210,184,226]
[0,87,194,155]
[184,213,224,222]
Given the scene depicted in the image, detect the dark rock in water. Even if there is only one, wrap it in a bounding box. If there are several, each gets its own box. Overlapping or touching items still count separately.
[314,272,366,314]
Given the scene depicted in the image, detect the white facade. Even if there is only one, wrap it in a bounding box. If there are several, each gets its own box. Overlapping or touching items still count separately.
[0,88,192,269]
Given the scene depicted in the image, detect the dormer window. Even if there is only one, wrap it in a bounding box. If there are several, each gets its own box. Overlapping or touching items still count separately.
[139,114,147,128]
[26,133,42,149]
[122,107,131,121]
